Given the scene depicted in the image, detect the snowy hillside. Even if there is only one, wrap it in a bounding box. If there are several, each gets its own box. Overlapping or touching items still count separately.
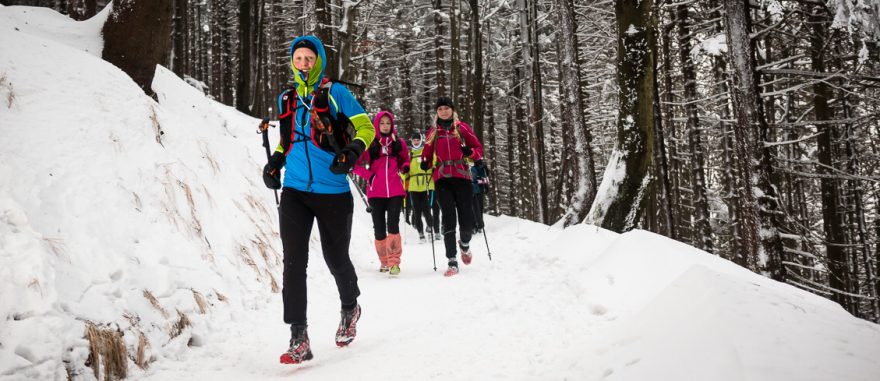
[2,5,880,381]
[1,5,283,380]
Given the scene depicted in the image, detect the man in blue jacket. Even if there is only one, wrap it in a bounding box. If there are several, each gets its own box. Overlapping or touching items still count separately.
[262,35,374,365]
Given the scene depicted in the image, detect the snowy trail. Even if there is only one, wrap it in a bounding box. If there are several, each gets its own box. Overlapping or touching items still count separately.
[138,214,618,380]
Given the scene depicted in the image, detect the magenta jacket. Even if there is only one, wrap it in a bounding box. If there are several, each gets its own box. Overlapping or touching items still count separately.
[421,120,483,182]
[353,111,410,199]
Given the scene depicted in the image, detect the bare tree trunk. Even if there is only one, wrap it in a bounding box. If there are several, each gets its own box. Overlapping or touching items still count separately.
[469,0,484,141]
[652,53,674,239]
[102,0,173,97]
[557,0,596,227]
[807,4,849,309]
[516,0,546,223]
[236,0,252,114]
[433,0,447,95]
[506,96,518,216]
[221,0,234,104]
[171,0,187,76]
[450,0,461,104]
[211,0,223,101]
[336,0,359,82]
[588,0,655,233]
[658,18,678,239]
[676,3,712,252]
[723,0,782,276]
[314,0,334,78]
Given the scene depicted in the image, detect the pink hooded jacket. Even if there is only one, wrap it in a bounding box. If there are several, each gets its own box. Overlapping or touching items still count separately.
[353,111,410,199]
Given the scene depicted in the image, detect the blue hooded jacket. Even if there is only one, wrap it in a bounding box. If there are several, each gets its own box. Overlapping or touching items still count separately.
[276,36,374,194]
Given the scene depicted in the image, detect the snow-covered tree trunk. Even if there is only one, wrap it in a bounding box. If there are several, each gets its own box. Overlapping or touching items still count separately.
[556,0,596,227]
[586,0,655,233]
[335,0,358,82]
[527,0,546,223]
[102,0,173,96]
[676,3,712,253]
[807,3,849,310]
[722,0,783,278]
[657,18,677,240]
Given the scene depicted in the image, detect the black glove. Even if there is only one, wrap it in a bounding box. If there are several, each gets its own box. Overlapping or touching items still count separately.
[420,160,430,171]
[330,140,366,174]
[263,151,286,189]
[368,142,380,161]
[461,145,473,157]
[391,140,402,156]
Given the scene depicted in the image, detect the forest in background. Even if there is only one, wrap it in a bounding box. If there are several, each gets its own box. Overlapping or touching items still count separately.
[4,0,880,323]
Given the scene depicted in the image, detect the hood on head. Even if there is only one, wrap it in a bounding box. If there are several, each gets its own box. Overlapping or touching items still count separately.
[289,35,327,96]
[373,111,397,136]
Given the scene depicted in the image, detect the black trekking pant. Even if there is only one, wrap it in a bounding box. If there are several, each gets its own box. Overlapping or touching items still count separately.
[430,190,441,233]
[409,191,433,235]
[279,188,359,325]
[472,192,485,230]
[368,196,403,240]
[435,178,475,260]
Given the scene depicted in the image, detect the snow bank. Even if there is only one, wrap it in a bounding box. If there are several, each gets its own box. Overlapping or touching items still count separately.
[579,230,880,380]
[1,6,283,379]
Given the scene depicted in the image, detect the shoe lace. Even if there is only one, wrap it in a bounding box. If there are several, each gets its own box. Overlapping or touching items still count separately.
[340,307,357,328]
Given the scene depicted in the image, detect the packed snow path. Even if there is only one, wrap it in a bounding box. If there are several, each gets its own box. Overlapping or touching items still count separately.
[139,213,880,381]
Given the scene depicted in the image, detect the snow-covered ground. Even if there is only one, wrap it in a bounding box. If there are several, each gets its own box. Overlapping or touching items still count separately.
[2,5,879,381]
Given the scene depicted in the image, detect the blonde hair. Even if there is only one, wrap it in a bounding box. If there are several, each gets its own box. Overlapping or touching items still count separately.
[428,111,461,144]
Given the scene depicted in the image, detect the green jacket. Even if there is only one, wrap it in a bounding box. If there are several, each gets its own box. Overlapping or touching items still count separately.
[406,146,434,192]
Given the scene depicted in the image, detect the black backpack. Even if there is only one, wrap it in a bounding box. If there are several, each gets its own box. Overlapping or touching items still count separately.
[277,79,353,155]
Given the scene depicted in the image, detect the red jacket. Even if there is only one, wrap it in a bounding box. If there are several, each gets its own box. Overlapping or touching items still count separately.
[421,120,483,182]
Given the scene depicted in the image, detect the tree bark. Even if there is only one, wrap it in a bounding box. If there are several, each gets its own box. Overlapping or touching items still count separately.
[450,0,461,105]
[102,0,173,97]
[557,0,596,227]
[588,0,655,233]
[468,0,484,142]
[676,3,712,252]
[235,0,252,114]
[433,0,447,95]
[807,4,849,309]
[723,0,783,277]
[171,0,187,76]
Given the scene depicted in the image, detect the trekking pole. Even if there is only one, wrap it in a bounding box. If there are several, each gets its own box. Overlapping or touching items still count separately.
[257,118,279,206]
[347,174,373,213]
[482,222,492,261]
[430,224,437,271]
[428,189,436,271]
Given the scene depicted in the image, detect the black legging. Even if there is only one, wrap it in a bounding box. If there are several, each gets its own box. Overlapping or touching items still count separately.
[409,191,433,235]
[472,192,485,230]
[279,188,359,325]
[368,196,403,240]
[430,190,441,233]
[435,178,475,261]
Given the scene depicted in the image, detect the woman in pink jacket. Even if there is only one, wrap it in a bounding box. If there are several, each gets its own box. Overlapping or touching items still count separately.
[353,110,410,275]
[420,97,484,277]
